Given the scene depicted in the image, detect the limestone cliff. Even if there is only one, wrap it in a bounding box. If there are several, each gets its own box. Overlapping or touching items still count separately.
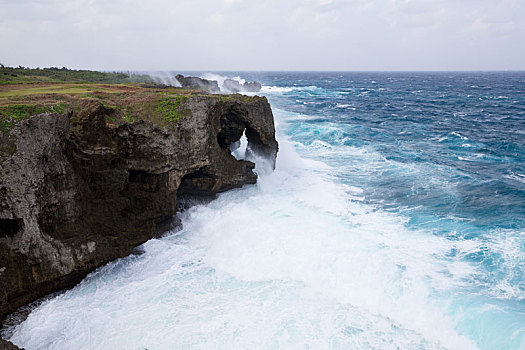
[0,94,278,328]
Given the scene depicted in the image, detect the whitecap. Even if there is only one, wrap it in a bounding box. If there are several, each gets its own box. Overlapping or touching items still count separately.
[335,104,356,110]
[261,86,296,93]
[451,132,469,140]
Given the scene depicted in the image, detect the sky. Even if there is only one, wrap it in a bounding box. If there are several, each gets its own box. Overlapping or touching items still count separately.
[1,0,524,71]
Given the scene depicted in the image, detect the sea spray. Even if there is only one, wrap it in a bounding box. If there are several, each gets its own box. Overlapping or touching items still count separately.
[201,73,245,91]
[146,71,181,87]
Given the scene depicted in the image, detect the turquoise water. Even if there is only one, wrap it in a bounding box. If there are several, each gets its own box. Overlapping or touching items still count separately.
[5,72,525,349]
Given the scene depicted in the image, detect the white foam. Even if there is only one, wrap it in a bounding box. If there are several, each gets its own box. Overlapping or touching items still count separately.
[261,85,297,93]
[503,173,525,184]
[335,104,356,110]
[261,85,321,94]
[230,131,248,160]
[451,132,469,140]
[483,229,525,300]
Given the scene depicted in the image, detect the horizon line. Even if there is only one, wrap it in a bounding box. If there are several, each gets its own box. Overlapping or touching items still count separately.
[3,65,525,73]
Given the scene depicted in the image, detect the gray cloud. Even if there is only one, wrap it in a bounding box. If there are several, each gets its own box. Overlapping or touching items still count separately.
[0,0,524,70]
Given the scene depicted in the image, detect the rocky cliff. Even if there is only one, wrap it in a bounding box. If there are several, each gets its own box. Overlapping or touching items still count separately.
[175,75,262,94]
[175,74,220,93]
[0,94,278,332]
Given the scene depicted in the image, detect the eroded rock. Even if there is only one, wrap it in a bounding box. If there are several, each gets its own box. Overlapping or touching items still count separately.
[0,338,20,350]
[175,74,220,93]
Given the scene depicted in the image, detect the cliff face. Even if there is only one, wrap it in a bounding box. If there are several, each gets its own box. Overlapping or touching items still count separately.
[0,95,278,323]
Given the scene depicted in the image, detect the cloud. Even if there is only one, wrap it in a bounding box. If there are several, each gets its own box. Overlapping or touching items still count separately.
[0,0,523,70]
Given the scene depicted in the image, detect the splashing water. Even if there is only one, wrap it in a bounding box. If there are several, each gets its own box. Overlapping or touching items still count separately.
[200,73,245,92]
[146,71,181,87]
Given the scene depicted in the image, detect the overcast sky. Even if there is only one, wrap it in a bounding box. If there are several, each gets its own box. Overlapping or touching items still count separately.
[1,0,524,71]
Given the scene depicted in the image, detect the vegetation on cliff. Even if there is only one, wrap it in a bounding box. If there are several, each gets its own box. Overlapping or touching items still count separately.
[0,65,152,85]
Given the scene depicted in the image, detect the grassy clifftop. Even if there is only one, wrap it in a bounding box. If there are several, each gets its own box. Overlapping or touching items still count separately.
[0,67,247,133]
[0,82,194,130]
[0,66,152,85]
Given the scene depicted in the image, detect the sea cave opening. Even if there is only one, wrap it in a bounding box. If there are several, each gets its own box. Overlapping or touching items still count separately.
[176,168,218,210]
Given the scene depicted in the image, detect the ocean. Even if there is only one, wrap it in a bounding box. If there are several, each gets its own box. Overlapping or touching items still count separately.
[5,72,525,349]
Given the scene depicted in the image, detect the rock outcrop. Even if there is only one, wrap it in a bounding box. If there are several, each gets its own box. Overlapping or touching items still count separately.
[175,75,262,94]
[175,74,220,93]
[0,339,20,350]
[241,81,262,92]
[223,79,262,93]
[0,95,278,330]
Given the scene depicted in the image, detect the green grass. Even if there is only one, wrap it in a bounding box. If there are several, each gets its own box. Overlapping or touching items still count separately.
[0,84,119,98]
[0,102,67,159]
[0,103,67,134]
[82,92,107,100]
[0,66,153,85]
[124,110,136,123]
[156,96,188,123]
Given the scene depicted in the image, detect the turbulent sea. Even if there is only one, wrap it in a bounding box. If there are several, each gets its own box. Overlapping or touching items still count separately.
[5,72,525,349]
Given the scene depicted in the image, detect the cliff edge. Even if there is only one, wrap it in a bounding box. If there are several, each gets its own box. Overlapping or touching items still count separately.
[0,93,278,329]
